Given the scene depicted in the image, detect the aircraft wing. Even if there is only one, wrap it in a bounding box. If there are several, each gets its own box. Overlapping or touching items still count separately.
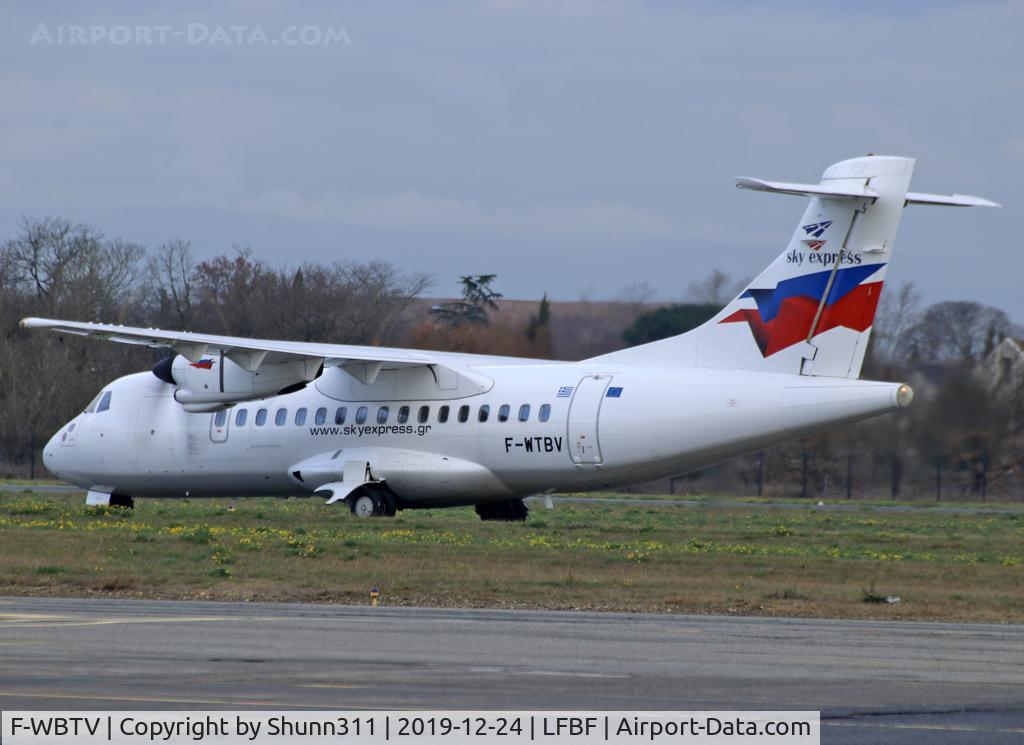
[19,317,489,383]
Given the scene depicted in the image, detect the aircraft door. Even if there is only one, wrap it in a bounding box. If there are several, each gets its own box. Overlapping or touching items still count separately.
[567,375,611,465]
[210,409,229,443]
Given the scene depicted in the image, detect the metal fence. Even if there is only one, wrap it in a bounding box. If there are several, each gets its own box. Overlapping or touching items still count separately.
[0,438,41,480]
[630,449,1023,503]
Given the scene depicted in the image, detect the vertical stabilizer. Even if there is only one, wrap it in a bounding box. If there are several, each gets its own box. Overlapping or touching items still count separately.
[716,155,913,378]
[593,155,997,378]
[596,156,913,378]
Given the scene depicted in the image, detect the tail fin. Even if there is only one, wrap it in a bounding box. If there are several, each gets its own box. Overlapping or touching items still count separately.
[596,155,998,379]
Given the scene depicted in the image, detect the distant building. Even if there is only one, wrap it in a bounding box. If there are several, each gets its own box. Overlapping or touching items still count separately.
[979,337,1024,397]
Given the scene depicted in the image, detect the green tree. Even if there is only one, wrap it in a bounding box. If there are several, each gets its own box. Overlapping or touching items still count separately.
[524,293,554,358]
[525,293,551,342]
[622,303,721,346]
[432,274,503,326]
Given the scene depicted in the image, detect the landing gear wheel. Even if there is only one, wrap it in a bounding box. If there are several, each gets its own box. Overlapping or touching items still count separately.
[351,492,384,517]
[350,488,398,518]
[475,499,529,522]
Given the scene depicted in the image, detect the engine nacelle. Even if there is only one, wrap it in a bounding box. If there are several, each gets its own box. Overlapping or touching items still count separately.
[154,353,321,409]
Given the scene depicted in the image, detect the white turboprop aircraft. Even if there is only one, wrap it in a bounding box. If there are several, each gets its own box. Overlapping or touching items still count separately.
[26,156,998,520]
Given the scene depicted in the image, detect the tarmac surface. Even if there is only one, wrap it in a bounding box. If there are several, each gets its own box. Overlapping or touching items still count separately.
[0,596,1021,744]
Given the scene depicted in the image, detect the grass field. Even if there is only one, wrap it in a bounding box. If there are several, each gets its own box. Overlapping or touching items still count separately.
[0,490,1021,622]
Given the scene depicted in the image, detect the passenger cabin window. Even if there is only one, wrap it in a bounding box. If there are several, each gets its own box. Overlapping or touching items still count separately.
[335,407,347,425]
[498,404,510,422]
[275,408,288,426]
[315,407,327,425]
[377,406,390,424]
[478,405,490,423]
[214,410,228,427]
[438,405,450,423]
[295,408,307,426]
[539,404,551,422]
[398,406,410,424]
[458,405,470,423]
[235,409,248,427]
[255,408,268,426]
[518,404,530,422]
[418,405,430,424]
[96,391,112,413]
[355,406,368,424]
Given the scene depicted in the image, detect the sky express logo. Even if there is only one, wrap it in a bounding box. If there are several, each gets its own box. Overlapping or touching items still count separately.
[786,247,862,267]
[802,220,832,238]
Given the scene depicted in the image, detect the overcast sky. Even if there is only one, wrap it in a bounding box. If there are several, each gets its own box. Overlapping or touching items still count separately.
[2,1,1021,318]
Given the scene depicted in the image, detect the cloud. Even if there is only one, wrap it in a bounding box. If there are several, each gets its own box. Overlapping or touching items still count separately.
[245,188,716,243]
[0,1,1020,311]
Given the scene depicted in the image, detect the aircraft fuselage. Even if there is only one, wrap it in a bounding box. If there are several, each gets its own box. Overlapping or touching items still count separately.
[44,362,909,507]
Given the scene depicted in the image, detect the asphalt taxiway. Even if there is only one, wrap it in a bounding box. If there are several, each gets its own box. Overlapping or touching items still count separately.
[0,596,1021,744]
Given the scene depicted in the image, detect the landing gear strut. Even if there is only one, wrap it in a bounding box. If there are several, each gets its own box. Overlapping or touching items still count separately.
[475,499,529,522]
[349,487,397,518]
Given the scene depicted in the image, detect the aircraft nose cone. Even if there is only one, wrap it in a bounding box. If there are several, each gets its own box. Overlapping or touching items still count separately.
[42,431,64,479]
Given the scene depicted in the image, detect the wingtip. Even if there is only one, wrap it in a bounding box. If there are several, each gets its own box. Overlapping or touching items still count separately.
[955,193,1002,208]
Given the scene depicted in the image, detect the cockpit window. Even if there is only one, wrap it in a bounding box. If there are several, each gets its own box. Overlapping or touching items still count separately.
[96,391,112,413]
[84,392,103,413]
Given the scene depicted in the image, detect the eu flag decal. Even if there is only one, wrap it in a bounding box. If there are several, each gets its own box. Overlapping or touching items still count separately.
[606,387,623,398]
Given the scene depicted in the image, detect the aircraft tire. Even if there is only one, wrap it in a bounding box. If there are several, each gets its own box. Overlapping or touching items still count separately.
[351,489,394,518]
[380,490,398,517]
[351,492,382,517]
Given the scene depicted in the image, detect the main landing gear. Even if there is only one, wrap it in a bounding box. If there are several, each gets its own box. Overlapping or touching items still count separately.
[349,487,397,518]
[475,499,529,522]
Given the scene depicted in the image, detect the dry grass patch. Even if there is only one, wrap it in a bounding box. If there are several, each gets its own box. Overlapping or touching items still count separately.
[0,492,1020,622]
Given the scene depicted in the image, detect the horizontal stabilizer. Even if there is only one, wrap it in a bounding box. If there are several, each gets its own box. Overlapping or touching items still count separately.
[905,192,1001,208]
[734,177,879,200]
[736,178,1001,208]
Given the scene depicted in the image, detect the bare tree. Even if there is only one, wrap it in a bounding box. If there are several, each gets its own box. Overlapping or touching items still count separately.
[0,217,146,456]
[686,269,747,305]
[870,281,922,363]
[147,239,195,328]
[909,301,1011,362]
[619,281,656,306]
